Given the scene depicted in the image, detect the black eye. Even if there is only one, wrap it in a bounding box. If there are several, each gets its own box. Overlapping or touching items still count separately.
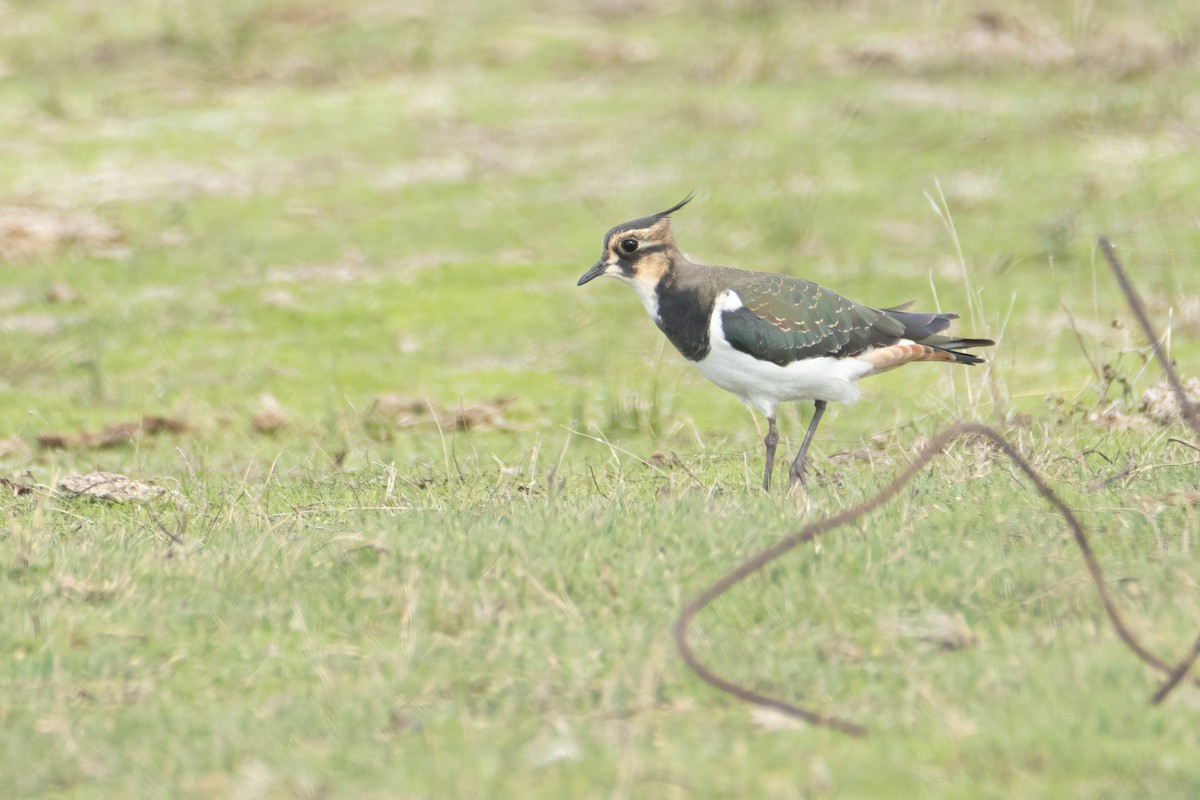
[619,238,639,255]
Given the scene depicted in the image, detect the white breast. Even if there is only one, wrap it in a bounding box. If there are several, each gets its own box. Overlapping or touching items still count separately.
[693,290,872,416]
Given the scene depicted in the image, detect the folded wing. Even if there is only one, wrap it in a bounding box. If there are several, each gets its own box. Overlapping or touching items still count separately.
[720,275,993,366]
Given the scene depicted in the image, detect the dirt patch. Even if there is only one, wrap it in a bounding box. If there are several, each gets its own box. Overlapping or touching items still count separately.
[257,2,349,27]
[265,250,366,284]
[892,608,976,650]
[46,282,83,304]
[58,471,166,502]
[831,10,1189,77]
[0,313,63,335]
[251,393,288,433]
[51,574,127,602]
[0,205,123,261]
[368,394,515,432]
[372,156,472,189]
[38,416,188,450]
[20,159,281,205]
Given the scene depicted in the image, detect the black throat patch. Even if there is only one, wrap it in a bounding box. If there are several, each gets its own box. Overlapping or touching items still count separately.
[653,271,711,362]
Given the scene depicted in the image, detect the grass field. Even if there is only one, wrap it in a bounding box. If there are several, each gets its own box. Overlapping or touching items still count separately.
[2,0,1200,796]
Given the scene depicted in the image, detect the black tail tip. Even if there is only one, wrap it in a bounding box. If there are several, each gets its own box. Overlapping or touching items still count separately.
[954,351,987,365]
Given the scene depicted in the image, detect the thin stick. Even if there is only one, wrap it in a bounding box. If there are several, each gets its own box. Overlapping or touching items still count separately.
[1151,633,1200,705]
[1099,238,1200,434]
[1166,437,1200,455]
[1098,237,1200,704]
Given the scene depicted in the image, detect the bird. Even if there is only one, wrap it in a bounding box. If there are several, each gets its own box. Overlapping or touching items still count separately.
[576,195,995,492]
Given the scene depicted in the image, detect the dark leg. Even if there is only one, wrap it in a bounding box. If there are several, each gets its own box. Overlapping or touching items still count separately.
[789,400,827,490]
[762,414,779,493]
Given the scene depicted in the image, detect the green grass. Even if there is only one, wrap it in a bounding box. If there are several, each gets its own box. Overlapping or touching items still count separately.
[2,0,1200,796]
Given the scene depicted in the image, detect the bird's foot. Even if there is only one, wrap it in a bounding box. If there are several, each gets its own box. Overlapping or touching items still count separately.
[788,460,810,492]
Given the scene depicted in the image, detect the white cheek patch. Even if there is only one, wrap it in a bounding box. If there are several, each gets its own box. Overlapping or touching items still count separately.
[625,273,660,321]
[610,268,660,321]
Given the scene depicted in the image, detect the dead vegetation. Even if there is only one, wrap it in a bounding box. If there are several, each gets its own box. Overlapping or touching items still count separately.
[1141,377,1200,426]
[1049,375,1200,433]
[1,475,36,496]
[4,393,518,462]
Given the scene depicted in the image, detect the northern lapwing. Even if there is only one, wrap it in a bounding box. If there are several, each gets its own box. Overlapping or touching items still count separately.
[577,195,995,492]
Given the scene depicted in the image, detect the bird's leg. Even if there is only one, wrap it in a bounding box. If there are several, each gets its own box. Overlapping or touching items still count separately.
[789,400,827,490]
[762,414,779,493]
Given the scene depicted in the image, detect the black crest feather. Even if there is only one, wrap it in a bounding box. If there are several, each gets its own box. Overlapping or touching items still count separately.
[654,192,695,220]
[603,192,696,245]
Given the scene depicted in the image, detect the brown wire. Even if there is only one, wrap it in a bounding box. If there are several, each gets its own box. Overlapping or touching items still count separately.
[673,238,1200,736]
[1152,633,1200,705]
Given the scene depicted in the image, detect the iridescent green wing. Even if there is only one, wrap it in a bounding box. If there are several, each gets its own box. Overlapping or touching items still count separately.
[720,274,904,366]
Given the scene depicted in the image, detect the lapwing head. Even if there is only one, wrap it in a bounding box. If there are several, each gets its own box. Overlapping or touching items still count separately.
[577,193,694,288]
